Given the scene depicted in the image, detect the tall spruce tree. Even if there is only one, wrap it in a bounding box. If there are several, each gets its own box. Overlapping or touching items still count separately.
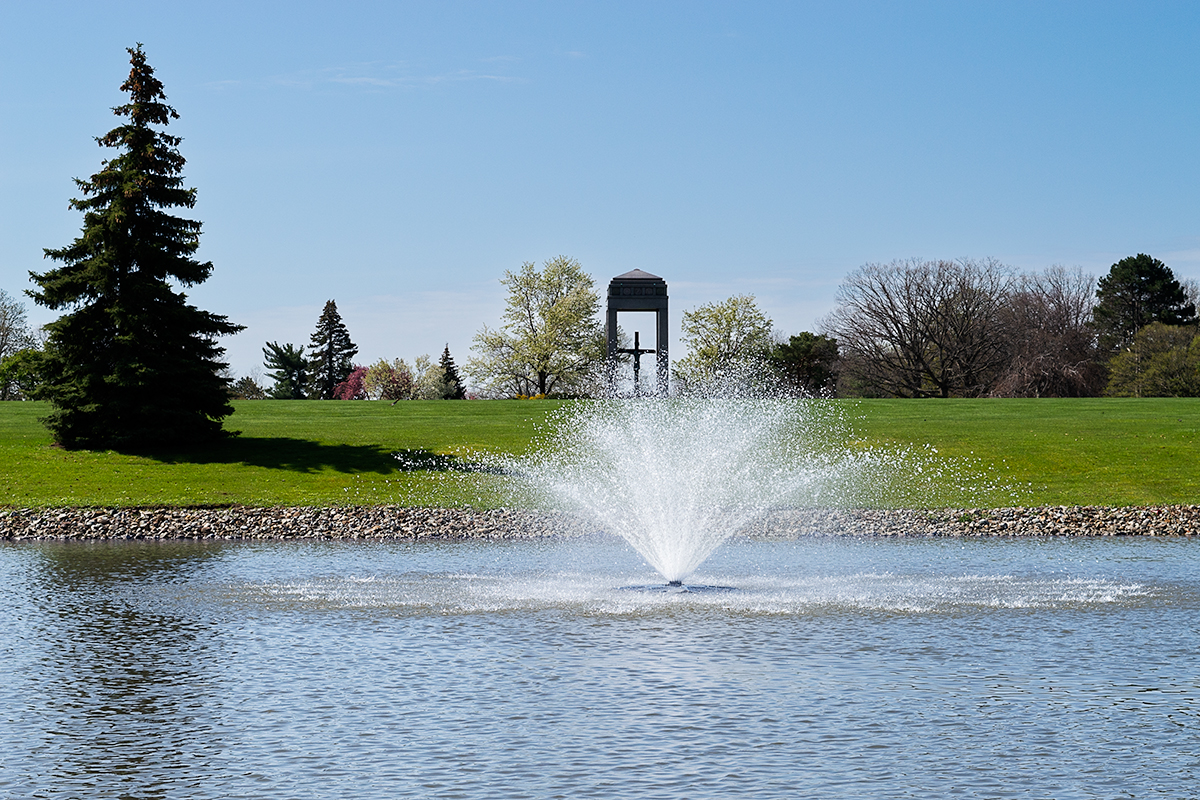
[28,45,243,449]
[439,344,466,399]
[307,300,357,399]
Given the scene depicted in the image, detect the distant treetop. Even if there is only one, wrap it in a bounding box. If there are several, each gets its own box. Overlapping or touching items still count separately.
[1092,254,1197,353]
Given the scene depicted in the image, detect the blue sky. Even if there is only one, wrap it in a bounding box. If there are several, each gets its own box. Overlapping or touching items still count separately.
[3,1,1199,381]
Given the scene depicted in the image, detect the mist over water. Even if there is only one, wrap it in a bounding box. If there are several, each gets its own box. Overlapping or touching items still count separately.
[507,398,975,583]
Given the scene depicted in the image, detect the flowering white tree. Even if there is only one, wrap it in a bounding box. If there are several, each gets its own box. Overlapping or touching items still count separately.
[467,256,605,397]
[673,295,773,392]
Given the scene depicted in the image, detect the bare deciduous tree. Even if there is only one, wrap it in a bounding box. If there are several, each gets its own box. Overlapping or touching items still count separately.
[821,258,1013,398]
[0,289,35,359]
[990,266,1104,397]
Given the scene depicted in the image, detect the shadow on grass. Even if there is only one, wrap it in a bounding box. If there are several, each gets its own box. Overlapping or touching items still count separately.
[393,449,505,474]
[149,439,499,475]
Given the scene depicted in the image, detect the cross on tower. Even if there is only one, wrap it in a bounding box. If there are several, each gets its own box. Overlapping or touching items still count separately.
[605,270,669,396]
[617,331,656,394]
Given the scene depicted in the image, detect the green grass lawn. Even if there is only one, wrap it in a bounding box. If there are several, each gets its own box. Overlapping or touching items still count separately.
[1,398,1197,508]
[0,400,562,508]
[841,397,1200,507]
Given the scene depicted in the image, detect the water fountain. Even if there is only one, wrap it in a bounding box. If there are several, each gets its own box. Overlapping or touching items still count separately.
[9,399,1193,800]
[511,396,907,587]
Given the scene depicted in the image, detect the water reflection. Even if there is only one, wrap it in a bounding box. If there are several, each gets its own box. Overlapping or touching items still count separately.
[9,542,227,799]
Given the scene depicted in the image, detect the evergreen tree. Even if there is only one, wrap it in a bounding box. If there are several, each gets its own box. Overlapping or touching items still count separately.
[28,45,243,448]
[230,375,268,400]
[1092,254,1196,353]
[262,341,308,399]
[439,344,466,399]
[307,300,357,399]
[769,332,839,396]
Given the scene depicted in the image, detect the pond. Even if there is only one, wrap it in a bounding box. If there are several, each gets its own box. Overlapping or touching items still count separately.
[1,535,1196,799]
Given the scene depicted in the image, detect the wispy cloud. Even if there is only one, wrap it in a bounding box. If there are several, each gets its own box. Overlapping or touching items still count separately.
[208,61,522,92]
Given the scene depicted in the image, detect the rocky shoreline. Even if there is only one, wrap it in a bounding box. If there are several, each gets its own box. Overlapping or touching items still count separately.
[1,504,1198,541]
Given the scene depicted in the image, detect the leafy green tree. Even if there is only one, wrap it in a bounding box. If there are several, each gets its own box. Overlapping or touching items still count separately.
[1092,254,1196,353]
[308,300,358,399]
[1104,323,1200,397]
[1,288,38,400]
[263,341,308,399]
[674,295,773,391]
[770,332,839,396]
[467,256,605,397]
[28,45,243,448]
[439,345,466,399]
[0,350,41,401]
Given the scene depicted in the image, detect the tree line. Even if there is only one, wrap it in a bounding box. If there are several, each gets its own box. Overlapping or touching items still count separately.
[244,299,466,402]
[823,254,1198,398]
[459,256,838,398]
[459,252,1200,400]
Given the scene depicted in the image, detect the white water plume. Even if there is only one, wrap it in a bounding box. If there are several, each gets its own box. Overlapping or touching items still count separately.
[511,398,925,584]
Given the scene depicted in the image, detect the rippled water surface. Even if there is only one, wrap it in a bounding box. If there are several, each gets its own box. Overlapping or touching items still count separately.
[2,536,1198,799]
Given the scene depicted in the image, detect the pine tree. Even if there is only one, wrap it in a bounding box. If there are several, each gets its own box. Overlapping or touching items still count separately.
[262,341,308,399]
[1092,254,1197,353]
[307,300,357,399]
[769,332,839,396]
[230,375,268,400]
[28,45,243,449]
[439,344,466,399]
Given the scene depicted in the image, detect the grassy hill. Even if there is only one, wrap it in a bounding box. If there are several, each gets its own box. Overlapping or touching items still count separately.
[1,398,1197,508]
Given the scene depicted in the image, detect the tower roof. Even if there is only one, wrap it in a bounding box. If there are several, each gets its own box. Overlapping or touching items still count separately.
[610,269,663,281]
